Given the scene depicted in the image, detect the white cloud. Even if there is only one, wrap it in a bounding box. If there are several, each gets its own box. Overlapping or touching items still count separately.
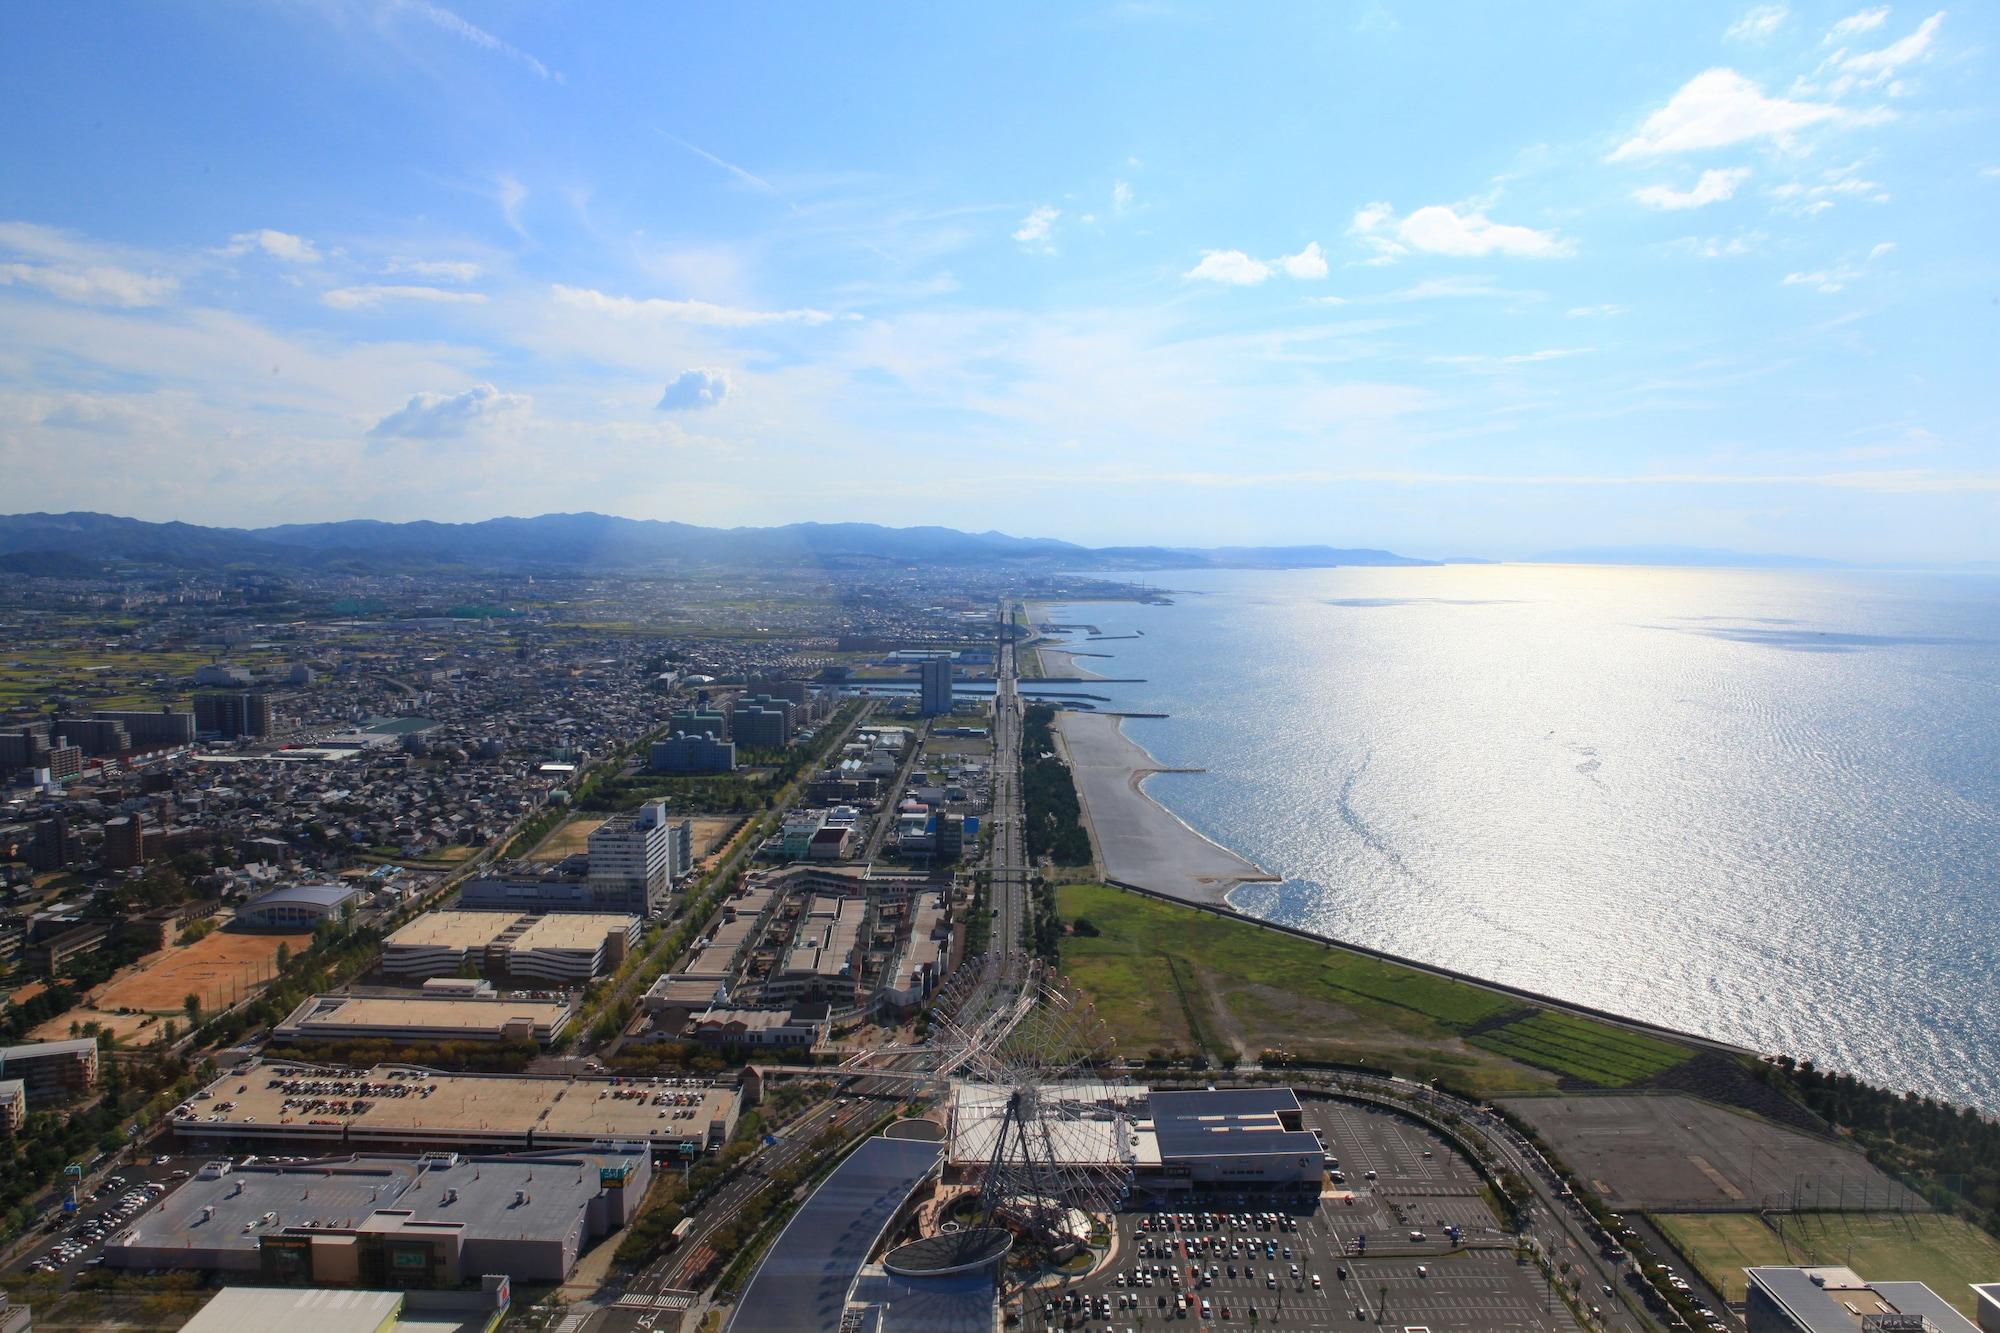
[1278,241,1328,279]
[1827,7,1890,40]
[0,262,177,307]
[1867,240,1898,260]
[1783,266,1863,293]
[1112,180,1134,212]
[1379,276,1533,301]
[657,368,731,411]
[1836,11,1943,77]
[550,284,836,326]
[1635,167,1751,210]
[30,393,166,434]
[369,382,530,439]
[223,229,321,263]
[1185,250,1271,284]
[1012,205,1059,253]
[1610,68,1879,159]
[386,258,483,282]
[1726,5,1789,41]
[1361,203,1571,258]
[1567,304,1628,317]
[323,285,489,310]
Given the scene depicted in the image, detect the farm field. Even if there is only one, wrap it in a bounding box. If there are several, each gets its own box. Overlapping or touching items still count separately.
[1469,1009,1690,1086]
[1054,882,1561,1092]
[1655,1211,2000,1316]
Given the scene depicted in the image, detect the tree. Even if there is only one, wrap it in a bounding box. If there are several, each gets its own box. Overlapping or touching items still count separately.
[275,942,290,970]
[184,994,201,1025]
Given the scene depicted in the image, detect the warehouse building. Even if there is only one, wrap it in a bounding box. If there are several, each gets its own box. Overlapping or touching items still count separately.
[170,1063,741,1159]
[273,994,576,1046]
[106,1147,649,1285]
[381,911,639,984]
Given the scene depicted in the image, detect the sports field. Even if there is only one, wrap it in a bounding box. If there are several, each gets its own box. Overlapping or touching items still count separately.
[524,815,604,862]
[1470,1009,1690,1086]
[88,928,309,1014]
[1655,1210,2000,1315]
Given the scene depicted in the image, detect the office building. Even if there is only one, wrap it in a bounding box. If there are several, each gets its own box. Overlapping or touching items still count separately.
[668,707,729,741]
[1745,1266,1979,1333]
[0,1037,99,1098]
[195,691,274,739]
[919,655,953,716]
[587,801,675,913]
[106,1148,650,1285]
[238,883,366,929]
[92,707,197,748]
[171,1064,741,1158]
[381,911,638,983]
[650,731,736,774]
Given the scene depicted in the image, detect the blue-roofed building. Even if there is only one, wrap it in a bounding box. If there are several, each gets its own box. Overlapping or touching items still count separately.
[1745,1266,1980,1333]
[727,1136,942,1333]
[236,882,367,930]
[1144,1088,1326,1185]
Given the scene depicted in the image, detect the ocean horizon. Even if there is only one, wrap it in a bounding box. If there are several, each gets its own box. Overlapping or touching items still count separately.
[1047,562,2000,1113]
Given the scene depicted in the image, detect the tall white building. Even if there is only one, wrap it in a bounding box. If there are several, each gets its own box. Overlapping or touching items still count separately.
[919,655,953,716]
[589,800,674,914]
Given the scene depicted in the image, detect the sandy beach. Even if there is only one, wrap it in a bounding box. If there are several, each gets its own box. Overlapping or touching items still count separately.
[1054,709,1277,905]
[1024,602,1108,679]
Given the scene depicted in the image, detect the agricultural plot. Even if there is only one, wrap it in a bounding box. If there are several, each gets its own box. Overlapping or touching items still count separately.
[1469,1010,1690,1086]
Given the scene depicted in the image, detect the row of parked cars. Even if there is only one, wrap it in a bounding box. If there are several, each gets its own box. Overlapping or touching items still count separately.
[30,1177,170,1273]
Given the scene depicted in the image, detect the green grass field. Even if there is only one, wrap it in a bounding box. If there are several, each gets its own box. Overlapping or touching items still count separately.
[1469,1010,1691,1086]
[1055,882,1556,1092]
[1654,1211,2000,1315]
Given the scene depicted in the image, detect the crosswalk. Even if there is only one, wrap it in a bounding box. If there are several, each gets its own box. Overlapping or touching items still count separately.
[612,1290,695,1310]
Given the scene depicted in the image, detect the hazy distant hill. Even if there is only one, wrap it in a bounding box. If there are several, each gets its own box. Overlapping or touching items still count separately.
[0,510,1436,574]
[1531,544,1844,570]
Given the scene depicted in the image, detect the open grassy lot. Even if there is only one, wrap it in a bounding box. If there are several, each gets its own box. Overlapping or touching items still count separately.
[1055,882,1558,1092]
[1656,1211,2000,1315]
[1471,1009,1690,1086]
[1652,1212,1792,1302]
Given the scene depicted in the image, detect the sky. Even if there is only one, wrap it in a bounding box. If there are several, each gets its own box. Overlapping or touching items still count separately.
[0,2,1995,562]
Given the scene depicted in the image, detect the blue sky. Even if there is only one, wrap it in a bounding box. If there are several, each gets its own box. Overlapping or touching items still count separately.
[1,2,1994,561]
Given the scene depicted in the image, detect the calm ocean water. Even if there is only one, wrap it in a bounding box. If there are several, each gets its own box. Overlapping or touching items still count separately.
[1048,564,2000,1112]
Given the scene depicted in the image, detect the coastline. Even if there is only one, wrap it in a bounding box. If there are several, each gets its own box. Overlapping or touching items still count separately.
[1054,708,1277,905]
[1022,601,1106,680]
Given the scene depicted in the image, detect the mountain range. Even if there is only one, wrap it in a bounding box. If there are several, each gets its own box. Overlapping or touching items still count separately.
[0,511,1435,575]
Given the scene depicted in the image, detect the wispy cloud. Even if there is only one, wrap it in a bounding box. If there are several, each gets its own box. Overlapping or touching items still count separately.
[1726,5,1789,42]
[1635,167,1751,210]
[393,0,556,81]
[385,258,483,282]
[1012,205,1060,253]
[1827,7,1891,41]
[323,284,489,310]
[222,229,321,263]
[1567,304,1628,317]
[659,131,799,213]
[551,283,837,326]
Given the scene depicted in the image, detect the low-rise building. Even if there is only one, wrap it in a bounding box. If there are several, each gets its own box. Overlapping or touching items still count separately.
[106,1148,650,1285]
[237,883,366,930]
[686,1005,829,1049]
[170,1064,740,1159]
[381,911,638,984]
[1745,1266,1980,1333]
[0,1079,25,1135]
[0,1037,99,1098]
[273,994,576,1046]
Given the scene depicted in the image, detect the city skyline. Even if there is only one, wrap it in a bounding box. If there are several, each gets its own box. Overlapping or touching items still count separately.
[1,3,1996,561]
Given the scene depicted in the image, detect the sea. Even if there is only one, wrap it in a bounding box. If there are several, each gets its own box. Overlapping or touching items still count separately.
[1045,563,2000,1113]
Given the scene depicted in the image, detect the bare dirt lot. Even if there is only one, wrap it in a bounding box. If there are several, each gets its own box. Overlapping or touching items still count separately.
[524,815,604,863]
[1502,1092,1917,1212]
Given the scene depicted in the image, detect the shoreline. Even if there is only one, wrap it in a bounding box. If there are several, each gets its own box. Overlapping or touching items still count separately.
[1054,709,1278,905]
[1022,600,1106,680]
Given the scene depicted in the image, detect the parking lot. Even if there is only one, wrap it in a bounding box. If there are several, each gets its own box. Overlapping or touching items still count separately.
[1020,1097,1582,1331]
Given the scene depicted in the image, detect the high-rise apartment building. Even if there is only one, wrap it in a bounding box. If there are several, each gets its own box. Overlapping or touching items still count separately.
[194,692,272,739]
[53,717,130,756]
[919,656,953,717]
[91,708,196,748]
[729,696,794,750]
